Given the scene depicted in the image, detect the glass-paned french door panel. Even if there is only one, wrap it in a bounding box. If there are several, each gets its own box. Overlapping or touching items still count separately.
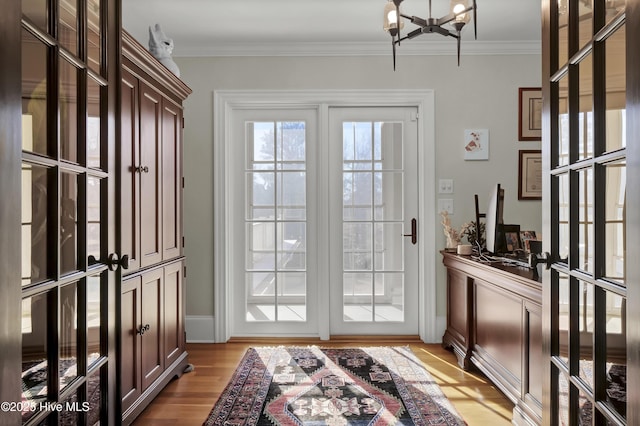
[245,121,308,322]
[546,2,628,424]
[329,107,419,335]
[20,0,112,422]
[231,107,318,336]
[342,121,405,322]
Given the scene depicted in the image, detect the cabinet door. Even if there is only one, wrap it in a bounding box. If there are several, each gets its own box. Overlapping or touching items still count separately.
[140,268,164,390]
[139,82,163,268]
[162,100,182,260]
[163,261,184,366]
[120,68,141,271]
[121,276,142,413]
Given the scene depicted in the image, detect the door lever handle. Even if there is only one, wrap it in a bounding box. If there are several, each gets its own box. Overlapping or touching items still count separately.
[403,218,417,245]
[88,253,130,271]
[529,251,552,270]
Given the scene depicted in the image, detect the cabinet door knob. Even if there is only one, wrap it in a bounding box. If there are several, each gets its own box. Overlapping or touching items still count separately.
[137,324,151,335]
[135,165,149,173]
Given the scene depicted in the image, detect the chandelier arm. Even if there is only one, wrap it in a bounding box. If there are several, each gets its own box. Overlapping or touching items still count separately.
[424,25,455,37]
[401,14,428,27]
[473,0,477,39]
[401,27,426,41]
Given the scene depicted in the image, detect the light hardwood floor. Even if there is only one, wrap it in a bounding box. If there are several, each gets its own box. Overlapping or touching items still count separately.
[133,337,514,425]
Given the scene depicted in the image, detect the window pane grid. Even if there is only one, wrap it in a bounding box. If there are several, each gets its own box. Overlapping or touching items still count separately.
[550,7,628,423]
[245,121,307,322]
[342,121,405,323]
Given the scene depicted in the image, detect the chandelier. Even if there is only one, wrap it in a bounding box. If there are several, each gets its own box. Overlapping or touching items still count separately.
[383,0,477,69]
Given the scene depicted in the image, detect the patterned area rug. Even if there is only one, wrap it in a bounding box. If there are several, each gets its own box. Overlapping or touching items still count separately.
[203,346,466,425]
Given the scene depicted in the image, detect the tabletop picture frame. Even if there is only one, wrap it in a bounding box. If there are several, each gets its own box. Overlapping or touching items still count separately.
[518,150,542,200]
[518,87,542,141]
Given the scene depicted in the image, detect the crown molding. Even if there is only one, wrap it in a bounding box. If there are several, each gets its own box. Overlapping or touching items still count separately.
[173,40,541,58]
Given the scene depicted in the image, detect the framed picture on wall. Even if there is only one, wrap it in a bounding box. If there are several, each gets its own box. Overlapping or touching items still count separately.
[518,150,542,200]
[518,87,542,141]
[463,128,489,160]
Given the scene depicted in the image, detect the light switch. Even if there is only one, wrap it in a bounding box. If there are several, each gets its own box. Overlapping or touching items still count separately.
[438,198,454,215]
[438,179,454,194]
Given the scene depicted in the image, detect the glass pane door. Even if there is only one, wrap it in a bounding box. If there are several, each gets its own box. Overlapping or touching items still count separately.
[544,1,628,424]
[329,107,419,335]
[20,0,112,423]
[231,108,319,336]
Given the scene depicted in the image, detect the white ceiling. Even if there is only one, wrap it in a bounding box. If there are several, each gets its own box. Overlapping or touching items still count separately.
[121,0,542,57]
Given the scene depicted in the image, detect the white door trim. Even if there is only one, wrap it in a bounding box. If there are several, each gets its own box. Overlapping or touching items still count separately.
[213,90,437,343]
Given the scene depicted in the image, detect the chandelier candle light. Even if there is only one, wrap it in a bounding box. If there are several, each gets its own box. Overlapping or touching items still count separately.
[383,0,477,69]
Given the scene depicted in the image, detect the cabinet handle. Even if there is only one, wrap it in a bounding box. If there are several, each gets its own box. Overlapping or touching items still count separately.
[137,324,151,335]
[135,165,149,173]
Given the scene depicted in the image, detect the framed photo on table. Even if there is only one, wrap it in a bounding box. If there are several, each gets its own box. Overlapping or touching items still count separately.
[518,87,542,141]
[518,150,542,200]
[503,224,522,252]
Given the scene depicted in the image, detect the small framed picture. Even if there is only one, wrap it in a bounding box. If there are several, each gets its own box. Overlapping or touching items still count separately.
[518,150,542,200]
[518,87,542,141]
[520,230,537,253]
[503,224,522,252]
[463,128,489,160]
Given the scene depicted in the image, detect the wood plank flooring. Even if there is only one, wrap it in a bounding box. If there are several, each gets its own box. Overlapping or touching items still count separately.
[132,338,514,425]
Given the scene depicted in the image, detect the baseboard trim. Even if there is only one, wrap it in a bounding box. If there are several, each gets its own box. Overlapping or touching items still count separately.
[435,315,446,343]
[185,315,216,343]
[185,315,446,344]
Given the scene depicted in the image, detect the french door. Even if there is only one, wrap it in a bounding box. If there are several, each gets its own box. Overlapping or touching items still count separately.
[542,0,639,424]
[229,105,419,337]
[328,107,419,335]
[17,0,118,424]
[230,108,320,336]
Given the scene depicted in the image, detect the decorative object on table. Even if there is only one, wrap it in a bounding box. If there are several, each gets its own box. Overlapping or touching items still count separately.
[462,219,485,249]
[440,211,472,251]
[463,128,489,160]
[457,244,473,255]
[520,230,537,253]
[148,23,180,77]
[203,346,466,426]
[518,87,542,141]
[382,0,478,69]
[518,150,542,200]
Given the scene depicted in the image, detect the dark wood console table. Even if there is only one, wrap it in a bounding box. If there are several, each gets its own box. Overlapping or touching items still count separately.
[441,251,542,426]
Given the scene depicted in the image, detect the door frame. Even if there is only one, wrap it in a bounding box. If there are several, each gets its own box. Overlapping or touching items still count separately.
[0,2,22,420]
[212,89,436,343]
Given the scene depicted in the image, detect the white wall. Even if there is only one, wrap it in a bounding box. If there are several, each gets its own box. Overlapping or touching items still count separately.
[175,53,542,332]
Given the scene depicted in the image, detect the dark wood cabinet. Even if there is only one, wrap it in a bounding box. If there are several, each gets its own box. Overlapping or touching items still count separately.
[441,252,542,425]
[119,31,191,425]
[120,260,186,419]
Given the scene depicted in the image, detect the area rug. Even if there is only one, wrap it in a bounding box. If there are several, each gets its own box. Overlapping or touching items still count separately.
[203,346,466,425]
